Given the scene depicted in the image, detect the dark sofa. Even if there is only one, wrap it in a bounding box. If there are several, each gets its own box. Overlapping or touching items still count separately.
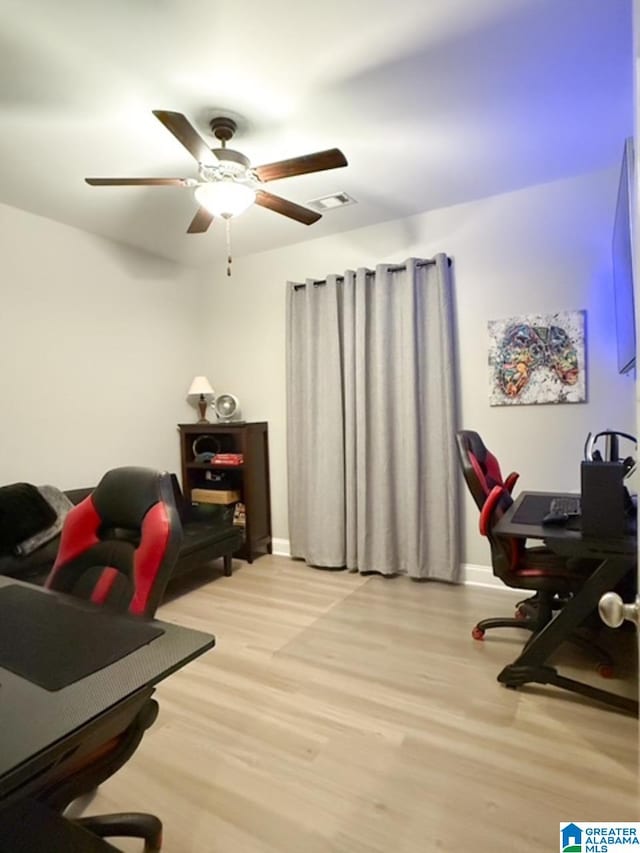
[0,476,243,588]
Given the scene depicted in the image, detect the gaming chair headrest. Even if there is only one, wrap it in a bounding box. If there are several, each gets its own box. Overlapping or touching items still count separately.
[92,467,171,529]
[457,430,487,464]
[456,430,493,510]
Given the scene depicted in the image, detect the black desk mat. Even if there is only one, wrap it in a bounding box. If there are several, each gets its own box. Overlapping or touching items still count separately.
[0,585,163,691]
[511,494,553,525]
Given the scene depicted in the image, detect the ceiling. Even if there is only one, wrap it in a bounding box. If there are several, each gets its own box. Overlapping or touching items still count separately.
[0,0,632,266]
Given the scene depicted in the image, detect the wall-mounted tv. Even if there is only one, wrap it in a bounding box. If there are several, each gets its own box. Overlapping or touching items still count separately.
[612,137,636,375]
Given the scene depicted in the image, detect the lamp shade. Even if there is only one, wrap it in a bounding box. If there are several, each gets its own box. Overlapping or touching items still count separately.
[187,376,215,398]
[194,181,256,218]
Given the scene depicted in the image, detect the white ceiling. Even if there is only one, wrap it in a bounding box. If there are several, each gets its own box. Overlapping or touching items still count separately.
[0,0,632,266]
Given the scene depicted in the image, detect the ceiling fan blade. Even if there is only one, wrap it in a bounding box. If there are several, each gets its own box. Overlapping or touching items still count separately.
[85,177,190,186]
[187,207,214,234]
[152,110,218,167]
[254,148,347,183]
[255,190,321,225]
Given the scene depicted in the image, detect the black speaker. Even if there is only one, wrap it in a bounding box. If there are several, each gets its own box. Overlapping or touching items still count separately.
[580,461,626,538]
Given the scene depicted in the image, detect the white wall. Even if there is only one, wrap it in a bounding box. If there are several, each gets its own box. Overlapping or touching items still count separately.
[200,167,635,569]
[0,202,205,488]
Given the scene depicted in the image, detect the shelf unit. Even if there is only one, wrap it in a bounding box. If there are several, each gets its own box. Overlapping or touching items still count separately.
[178,421,272,563]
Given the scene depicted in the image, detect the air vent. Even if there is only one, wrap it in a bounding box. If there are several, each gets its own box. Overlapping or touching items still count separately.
[306,191,357,212]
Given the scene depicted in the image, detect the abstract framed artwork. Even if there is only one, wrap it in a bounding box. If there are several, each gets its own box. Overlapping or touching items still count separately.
[488,310,586,406]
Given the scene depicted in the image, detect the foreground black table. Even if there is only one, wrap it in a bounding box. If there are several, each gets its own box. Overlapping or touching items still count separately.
[0,576,215,804]
[0,798,122,852]
[493,491,637,714]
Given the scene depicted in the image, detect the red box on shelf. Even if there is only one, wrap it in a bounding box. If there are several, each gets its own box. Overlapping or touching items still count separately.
[211,453,244,466]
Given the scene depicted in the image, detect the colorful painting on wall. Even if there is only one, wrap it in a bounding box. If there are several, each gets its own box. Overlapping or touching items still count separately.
[488,310,586,406]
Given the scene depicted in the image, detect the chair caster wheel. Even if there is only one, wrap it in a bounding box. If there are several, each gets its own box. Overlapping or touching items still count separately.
[597,664,614,679]
[471,627,485,641]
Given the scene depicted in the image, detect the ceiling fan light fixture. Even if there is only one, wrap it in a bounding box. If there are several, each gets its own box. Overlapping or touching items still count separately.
[86,110,348,236]
[194,181,256,218]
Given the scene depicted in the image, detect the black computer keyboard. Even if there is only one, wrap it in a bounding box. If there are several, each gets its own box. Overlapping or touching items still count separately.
[549,496,581,517]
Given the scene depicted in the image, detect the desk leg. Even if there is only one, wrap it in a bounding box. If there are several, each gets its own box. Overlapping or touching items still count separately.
[498,557,638,714]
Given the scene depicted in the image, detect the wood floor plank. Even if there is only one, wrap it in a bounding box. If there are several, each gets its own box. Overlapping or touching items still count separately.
[78,557,638,852]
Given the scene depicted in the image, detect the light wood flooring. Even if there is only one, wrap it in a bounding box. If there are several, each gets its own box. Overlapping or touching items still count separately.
[78,556,639,852]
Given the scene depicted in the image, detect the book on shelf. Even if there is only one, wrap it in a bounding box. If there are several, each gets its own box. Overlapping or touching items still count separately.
[211,453,244,466]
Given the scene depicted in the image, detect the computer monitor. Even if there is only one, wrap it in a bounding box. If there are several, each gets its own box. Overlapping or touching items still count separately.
[612,137,636,375]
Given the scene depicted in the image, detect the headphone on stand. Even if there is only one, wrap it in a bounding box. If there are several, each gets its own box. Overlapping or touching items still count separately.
[583,430,637,477]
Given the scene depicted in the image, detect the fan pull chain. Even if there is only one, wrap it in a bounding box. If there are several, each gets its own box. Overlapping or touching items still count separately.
[225,217,232,277]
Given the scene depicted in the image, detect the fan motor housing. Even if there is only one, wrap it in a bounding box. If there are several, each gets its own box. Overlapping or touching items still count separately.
[215,393,242,422]
[210,116,237,142]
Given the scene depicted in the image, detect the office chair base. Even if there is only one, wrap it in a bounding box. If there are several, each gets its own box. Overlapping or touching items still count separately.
[515,593,540,619]
[515,592,572,621]
[473,618,614,674]
[75,813,162,852]
[472,617,535,639]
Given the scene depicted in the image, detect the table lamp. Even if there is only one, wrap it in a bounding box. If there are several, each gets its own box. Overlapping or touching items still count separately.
[187,376,215,423]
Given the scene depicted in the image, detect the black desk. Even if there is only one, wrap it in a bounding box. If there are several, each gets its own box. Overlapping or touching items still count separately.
[494,491,637,714]
[0,798,122,852]
[0,576,215,804]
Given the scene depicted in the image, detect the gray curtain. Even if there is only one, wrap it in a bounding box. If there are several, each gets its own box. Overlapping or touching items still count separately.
[286,255,459,581]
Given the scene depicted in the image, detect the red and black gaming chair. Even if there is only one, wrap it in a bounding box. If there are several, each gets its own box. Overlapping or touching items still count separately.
[455,430,544,630]
[455,431,608,650]
[455,430,520,516]
[40,466,183,852]
[46,466,182,617]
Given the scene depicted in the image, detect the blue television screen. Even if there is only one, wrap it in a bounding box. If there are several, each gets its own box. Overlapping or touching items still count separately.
[612,138,636,375]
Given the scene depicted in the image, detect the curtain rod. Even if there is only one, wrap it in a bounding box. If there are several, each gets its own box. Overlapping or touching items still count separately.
[292,256,451,290]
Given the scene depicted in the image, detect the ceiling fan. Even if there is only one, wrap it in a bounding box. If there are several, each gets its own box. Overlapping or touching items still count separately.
[85,110,348,234]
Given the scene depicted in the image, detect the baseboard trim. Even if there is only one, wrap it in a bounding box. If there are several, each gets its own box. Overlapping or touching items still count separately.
[272,538,291,557]
[272,543,512,591]
[462,563,505,590]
